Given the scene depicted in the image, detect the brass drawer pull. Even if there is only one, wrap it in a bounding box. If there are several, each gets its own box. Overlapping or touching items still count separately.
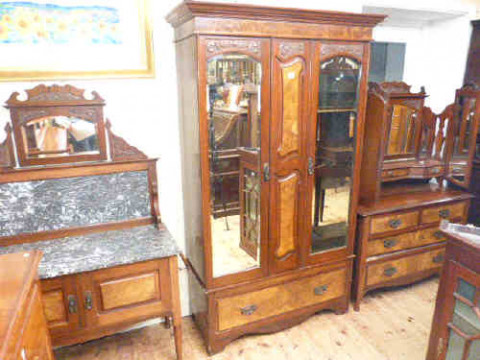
[389,219,402,229]
[68,295,77,314]
[433,254,444,264]
[308,157,315,176]
[439,209,451,218]
[384,239,398,249]
[314,285,328,296]
[240,304,257,316]
[433,231,444,239]
[85,291,93,311]
[384,267,398,277]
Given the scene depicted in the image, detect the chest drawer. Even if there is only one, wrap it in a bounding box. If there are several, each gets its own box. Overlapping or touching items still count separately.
[367,227,447,256]
[366,247,444,287]
[370,210,418,235]
[216,268,346,332]
[420,202,467,224]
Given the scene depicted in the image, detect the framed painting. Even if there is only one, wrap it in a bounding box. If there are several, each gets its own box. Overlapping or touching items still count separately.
[0,0,154,80]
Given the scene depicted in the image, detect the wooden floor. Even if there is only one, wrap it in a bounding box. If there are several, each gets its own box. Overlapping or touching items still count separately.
[55,277,439,360]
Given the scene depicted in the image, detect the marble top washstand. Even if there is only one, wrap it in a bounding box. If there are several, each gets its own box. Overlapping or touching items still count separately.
[0,225,180,279]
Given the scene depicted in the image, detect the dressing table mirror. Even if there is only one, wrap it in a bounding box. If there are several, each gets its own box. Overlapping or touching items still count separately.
[446,84,480,189]
[5,84,108,167]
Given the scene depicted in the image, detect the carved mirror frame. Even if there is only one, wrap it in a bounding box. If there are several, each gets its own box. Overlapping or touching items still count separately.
[5,84,108,167]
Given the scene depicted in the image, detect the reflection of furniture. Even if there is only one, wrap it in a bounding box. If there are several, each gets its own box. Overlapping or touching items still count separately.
[238,147,260,260]
[168,2,384,354]
[354,82,479,310]
[0,85,183,360]
[426,222,480,360]
[464,20,480,86]
[0,251,55,360]
[354,185,471,311]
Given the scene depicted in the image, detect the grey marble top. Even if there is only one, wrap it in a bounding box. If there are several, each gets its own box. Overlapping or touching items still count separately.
[0,225,180,279]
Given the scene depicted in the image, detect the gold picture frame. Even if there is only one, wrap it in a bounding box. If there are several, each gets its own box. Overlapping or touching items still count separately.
[0,0,154,80]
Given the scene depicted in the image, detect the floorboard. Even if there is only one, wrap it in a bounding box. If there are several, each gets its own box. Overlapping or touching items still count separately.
[55,277,439,360]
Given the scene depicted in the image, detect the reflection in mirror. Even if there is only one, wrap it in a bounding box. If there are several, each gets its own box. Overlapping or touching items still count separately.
[312,56,360,254]
[387,105,417,156]
[453,96,476,159]
[207,54,262,278]
[22,116,99,158]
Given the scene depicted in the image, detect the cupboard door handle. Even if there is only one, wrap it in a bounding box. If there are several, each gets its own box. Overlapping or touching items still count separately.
[433,254,444,264]
[439,209,450,218]
[383,239,398,249]
[389,219,402,229]
[263,163,270,182]
[68,295,77,314]
[240,304,257,316]
[85,291,93,311]
[384,267,398,277]
[433,231,444,239]
[308,157,315,176]
[314,285,328,296]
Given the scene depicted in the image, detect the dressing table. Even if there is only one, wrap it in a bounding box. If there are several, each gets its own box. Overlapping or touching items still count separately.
[0,85,182,360]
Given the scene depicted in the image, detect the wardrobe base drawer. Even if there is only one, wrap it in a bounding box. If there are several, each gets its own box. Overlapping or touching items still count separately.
[216,267,346,332]
[366,247,445,287]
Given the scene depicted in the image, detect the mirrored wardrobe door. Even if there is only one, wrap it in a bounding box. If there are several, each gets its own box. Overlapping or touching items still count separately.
[268,39,311,274]
[198,37,270,283]
[306,42,365,263]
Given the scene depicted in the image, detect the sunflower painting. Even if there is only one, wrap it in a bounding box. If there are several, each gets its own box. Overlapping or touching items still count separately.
[0,2,121,44]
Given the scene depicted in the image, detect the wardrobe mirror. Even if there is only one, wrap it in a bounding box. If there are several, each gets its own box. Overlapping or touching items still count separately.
[312,56,360,254]
[386,104,418,156]
[206,54,262,278]
[21,116,99,159]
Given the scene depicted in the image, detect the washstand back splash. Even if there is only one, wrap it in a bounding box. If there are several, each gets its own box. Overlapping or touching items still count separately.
[0,171,150,237]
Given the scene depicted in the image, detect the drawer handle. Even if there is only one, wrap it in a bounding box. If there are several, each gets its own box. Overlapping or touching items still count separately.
[68,295,77,314]
[434,231,444,239]
[85,291,93,311]
[384,239,398,249]
[433,254,444,264]
[240,304,257,316]
[314,285,328,296]
[389,219,402,229]
[431,168,440,174]
[439,209,451,218]
[384,267,398,277]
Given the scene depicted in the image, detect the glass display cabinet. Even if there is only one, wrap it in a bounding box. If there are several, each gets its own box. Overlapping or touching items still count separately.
[167,1,385,354]
[427,222,480,360]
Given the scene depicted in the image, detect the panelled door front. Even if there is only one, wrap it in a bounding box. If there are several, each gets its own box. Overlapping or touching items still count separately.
[269,39,311,274]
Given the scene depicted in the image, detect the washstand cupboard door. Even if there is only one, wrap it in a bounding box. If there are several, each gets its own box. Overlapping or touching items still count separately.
[268,39,311,274]
[79,260,172,329]
[41,276,82,337]
[305,41,368,265]
[198,36,271,287]
[436,262,480,360]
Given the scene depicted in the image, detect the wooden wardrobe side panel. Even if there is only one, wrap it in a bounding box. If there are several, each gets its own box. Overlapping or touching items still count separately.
[175,35,206,283]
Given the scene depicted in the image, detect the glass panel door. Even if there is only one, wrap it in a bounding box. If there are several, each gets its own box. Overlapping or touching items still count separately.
[311,55,361,254]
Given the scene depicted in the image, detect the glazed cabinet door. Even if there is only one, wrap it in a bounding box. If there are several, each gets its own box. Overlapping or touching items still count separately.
[268,39,311,274]
[79,260,172,329]
[198,36,271,286]
[434,262,480,360]
[40,275,82,340]
[305,42,368,264]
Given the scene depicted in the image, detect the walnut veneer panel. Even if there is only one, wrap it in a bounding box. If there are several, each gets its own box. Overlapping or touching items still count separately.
[42,289,67,324]
[276,173,299,259]
[366,248,444,287]
[420,201,466,224]
[99,272,160,311]
[216,268,346,331]
[370,210,418,235]
[367,227,446,256]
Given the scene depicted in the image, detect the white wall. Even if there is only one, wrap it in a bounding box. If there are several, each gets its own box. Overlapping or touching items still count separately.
[0,0,477,317]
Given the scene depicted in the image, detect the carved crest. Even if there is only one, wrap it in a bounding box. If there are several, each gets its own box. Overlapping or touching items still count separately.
[320,43,363,60]
[279,42,305,58]
[206,39,260,55]
[0,124,15,170]
[106,119,148,161]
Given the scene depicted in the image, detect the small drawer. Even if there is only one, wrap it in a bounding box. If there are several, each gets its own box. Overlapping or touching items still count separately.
[367,232,415,256]
[366,248,444,287]
[382,169,409,179]
[370,211,418,235]
[420,202,466,224]
[216,268,346,331]
[428,167,443,176]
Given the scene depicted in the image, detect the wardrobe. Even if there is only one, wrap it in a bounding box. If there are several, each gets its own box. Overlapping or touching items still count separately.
[167,2,385,353]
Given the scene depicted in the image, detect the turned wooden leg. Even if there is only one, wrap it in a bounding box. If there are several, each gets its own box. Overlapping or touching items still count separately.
[164,316,172,329]
[169,256,183,360]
